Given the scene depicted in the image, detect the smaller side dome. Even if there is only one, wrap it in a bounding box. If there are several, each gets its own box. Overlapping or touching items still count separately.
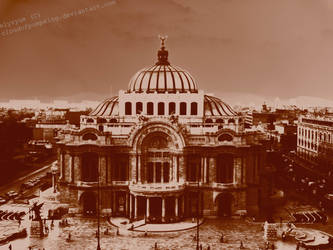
[204,95,237,116]
[89,96,119,116]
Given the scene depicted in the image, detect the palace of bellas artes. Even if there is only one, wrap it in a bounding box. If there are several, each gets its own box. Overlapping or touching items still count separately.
[56,38,266,223]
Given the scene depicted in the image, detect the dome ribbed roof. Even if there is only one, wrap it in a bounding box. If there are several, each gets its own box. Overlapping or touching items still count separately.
[128,64,198,93]
[89,96,119,116]
[204,95,237,116]
[128,37,198,93]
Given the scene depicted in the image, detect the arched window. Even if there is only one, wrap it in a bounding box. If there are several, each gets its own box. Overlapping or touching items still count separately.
[180,102,186,115]
[228,118,235,124]
[82,133,98,141]
[147,102,154,115]
[158,102,165,115]
[216,118,224,124]
[218,133,233,142]
[125,102,132,115]
[136,102,143,115]
[169,102,176,115]
[205,118,213,123]
[190,102,197,115]
[87,118,94,123]
[97,118,107,123]
[110,118,117,123]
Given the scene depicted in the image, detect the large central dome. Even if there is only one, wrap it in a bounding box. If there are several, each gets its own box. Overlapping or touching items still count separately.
[128,38,198,94]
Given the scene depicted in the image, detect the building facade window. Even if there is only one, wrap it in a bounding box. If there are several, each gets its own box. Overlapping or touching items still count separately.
[169,102,175,115]
[147,102,154,115]
[158,102,165,115]
[81,153,98,182]
[187,155,201,181]
[216,154,234,183]
[180,102,186,115]
[136,102,143,115]
[125,102,132,115]
[190,102,198,115]
[112,154,128,181]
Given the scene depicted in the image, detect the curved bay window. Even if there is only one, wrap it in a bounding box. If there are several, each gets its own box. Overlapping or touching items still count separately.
[112,154,128,181]
[187,155,201,181]
[216,154,234,183]
[142,132,173,184]
[81,152,99,182]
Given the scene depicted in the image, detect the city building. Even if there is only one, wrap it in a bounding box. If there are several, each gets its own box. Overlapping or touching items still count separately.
[297,116,333,159]
[56,39,266,222]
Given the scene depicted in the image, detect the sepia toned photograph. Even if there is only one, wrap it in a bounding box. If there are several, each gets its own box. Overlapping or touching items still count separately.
[0,0,333,249]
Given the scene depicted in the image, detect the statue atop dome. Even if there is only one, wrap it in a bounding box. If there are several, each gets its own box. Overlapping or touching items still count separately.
[156,35,170,65]
[159,35,167,47]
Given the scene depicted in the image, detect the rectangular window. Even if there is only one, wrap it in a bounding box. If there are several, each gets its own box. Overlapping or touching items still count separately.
[169,102,176,115]
[147,102,154,115]
[136,102,143,114]
[125,102,132,115]
[180,102,186,115]
[158,102,165,115]
[191,102,198,115]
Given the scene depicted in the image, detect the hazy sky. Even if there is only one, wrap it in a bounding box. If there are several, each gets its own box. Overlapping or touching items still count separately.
[1,0,333,103]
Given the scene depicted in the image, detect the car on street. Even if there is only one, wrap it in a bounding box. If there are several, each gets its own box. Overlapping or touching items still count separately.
[0,196,7,204]
[6,190,18,199]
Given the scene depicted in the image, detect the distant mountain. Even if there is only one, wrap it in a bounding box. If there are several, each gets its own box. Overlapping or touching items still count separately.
[214,92,333,109]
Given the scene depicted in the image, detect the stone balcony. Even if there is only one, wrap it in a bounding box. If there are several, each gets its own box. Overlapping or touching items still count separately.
[76,181,99,187]
[129,182,185,195]
[75,180,129,188]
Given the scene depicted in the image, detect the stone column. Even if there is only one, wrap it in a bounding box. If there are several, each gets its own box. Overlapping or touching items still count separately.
[128,154,135,183]
[107,155,112,184]
[113,191,116,216]
[134,196,138,219]
[173,156,177,183]
[175,196,179,217]
[179,155,185,183]
[161,164,164,183]
[99,155,107,185]
[129,194,133,219]
[138,155,141,183]
[234,157,242,184]
[126,193,129,217]
[70,154,74,183]
[209,157,217,183]
[153,163,156,183]
[182,195,185,217]
[162,197,165,221]
[203,157,207,184]
[146,197,150,218]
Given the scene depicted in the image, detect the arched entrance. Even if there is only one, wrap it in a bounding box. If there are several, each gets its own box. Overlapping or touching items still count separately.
[141,132,174,184]
[81,192,97,215]
[216,193,233,217]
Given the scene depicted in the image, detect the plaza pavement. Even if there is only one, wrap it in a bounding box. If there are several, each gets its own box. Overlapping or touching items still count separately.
[0,189,333,249]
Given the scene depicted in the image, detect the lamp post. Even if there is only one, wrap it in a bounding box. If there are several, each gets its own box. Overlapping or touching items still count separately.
[196,176,200,250]
[51,163,57,193]
[97,162,101,250]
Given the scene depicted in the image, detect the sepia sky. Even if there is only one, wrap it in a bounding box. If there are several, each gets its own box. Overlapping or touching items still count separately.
[0,0,333,104]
